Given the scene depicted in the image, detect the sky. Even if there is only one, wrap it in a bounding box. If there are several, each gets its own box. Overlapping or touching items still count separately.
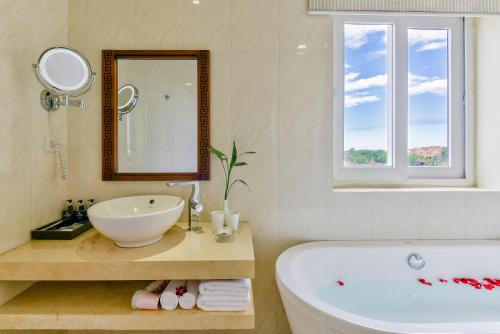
[344,24,449,151]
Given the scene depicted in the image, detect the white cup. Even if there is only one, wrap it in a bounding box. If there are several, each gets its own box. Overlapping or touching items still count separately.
[211,211,225,234]
[225,211,240,232]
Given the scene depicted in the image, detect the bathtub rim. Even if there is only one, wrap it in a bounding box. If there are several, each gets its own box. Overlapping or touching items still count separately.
[276,240,500,334]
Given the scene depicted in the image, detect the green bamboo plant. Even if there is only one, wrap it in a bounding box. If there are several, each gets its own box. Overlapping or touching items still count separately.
[209,140,256,201]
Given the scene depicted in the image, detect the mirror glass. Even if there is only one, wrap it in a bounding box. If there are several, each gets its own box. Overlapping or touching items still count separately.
[117,59,198,173]
[37,47,91,93]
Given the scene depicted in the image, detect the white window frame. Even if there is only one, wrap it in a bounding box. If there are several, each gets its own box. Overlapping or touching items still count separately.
[333,16,474,187]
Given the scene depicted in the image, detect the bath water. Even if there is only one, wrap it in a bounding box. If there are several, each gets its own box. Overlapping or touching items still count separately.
[315,280,500,323]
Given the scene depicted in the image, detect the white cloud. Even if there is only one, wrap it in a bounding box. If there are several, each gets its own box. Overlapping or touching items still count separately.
[408,29,448,52]
[409,73,447,96]
[345,72,360,82]
[417,41,447,52]
[345,24,388,49]
[345,94,380,108]
[369,49,387,58]
[345,73,387,93]
[344,72,387,108]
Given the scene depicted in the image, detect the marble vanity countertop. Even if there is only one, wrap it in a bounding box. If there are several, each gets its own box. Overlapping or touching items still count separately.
[0,222,255,281]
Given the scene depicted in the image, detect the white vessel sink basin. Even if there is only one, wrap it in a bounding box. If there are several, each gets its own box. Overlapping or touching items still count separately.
[87,195,184,248]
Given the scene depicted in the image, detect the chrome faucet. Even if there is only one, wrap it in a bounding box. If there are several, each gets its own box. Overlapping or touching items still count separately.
[408,253,425,270]
[167,181,203,231]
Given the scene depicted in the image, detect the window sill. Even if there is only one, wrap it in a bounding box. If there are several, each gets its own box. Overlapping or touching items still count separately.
[332,175,475,189]
[332,186,486,193]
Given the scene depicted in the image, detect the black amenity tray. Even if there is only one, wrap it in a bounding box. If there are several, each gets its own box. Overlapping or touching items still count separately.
[31,217,93,240]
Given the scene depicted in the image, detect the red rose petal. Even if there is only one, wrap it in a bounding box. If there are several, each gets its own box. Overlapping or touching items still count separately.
[484,284,495,291]
[453,278,460,284]
[439,278,448,283]
[337,281,344,287]
[418,278,432,286]
[484,278,500,286]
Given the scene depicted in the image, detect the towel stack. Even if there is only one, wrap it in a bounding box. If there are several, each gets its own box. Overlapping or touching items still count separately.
[131,279,251,312]
[197,279,252,311]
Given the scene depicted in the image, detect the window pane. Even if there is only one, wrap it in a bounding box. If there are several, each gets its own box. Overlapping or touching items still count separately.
[408,29,449,167]
[344,24,392,167]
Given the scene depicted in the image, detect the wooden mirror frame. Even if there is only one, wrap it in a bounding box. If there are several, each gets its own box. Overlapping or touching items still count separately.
[102,50,210,181]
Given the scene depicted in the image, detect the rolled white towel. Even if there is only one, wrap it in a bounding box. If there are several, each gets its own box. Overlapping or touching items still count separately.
[179,280,200,310]
[160,280,185,310]
[197,291,251,312]
[198,279,251,297]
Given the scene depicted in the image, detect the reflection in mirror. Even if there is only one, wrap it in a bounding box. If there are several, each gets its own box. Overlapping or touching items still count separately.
[118,84,139,121]
[117,59,198,173]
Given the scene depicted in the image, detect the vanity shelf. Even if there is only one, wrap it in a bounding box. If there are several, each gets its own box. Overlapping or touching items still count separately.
[0,222,255,281]
[0,281,254,330]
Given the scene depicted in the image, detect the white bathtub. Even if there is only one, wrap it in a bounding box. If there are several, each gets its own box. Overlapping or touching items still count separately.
[276,241,500,334]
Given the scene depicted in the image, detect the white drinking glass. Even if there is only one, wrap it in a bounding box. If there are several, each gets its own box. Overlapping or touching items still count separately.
[211,211,225,234]
[225,211,240,232]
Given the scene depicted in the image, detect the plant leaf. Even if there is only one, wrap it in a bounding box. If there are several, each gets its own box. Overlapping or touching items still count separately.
[228,179,250,195]
[234,179,249,189]
[238,151,256,158]
[209,146,227,161]
[234,162,248,167]
[230,141,238,167]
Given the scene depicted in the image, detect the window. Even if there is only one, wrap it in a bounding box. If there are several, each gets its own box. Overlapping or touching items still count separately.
[333,16,471,186]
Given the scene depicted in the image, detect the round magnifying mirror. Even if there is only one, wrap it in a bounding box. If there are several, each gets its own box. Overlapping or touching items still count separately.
[35,47,94,96]
[118,84,139,118]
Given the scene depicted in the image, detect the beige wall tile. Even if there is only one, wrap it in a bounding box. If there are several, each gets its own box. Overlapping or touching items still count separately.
[419,192,466,239]
[326,192,374,241]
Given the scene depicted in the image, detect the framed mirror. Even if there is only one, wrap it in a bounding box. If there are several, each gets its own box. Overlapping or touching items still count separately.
[102,50,210,181]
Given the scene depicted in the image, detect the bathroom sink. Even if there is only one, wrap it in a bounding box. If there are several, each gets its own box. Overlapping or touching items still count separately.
[87,195,184,248]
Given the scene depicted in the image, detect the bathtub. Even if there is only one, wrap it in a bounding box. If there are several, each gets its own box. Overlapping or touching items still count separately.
[276,241,500,334]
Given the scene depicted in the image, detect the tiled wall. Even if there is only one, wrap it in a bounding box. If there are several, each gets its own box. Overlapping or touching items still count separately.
[1,1,500,334]
[0,0,68,311]
[0,0,68,253]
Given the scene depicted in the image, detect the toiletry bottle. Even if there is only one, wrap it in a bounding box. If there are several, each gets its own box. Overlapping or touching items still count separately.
[75,199,86,221]
[63,200,74,219]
